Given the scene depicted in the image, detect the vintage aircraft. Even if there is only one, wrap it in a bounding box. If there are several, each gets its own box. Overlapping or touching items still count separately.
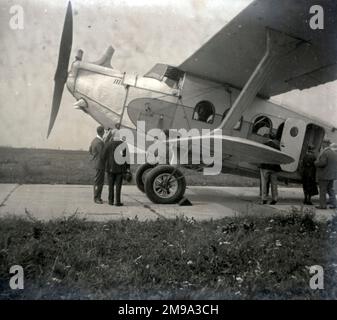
[47,0,337,204]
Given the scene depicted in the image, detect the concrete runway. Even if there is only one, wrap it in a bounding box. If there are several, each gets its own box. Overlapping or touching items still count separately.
[0,184,336,222]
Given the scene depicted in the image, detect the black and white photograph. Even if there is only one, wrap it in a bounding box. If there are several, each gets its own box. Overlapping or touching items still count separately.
[1,0,337,305]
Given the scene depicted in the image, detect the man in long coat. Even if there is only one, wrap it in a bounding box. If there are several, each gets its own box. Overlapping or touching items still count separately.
[102,131,130,206]
[89,126,106,204]
[315,142,337,209]
[302,145,318,205]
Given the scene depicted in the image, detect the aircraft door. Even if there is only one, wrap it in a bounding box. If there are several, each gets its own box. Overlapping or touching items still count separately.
[280,118,306,172]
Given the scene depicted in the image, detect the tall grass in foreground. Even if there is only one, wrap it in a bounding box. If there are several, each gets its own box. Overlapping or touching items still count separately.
[1,210,337,299]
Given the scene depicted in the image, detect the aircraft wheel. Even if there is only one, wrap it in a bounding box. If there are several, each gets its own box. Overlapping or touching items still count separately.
[144,165,186,204]
[135,163,156,193]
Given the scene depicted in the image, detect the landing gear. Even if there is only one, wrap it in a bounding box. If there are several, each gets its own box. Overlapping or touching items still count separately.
[135,163,156,193]
[144,165,186,204]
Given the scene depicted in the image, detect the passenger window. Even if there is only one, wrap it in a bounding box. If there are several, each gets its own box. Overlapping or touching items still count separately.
[192,101,215,124]
[252,116,272,137]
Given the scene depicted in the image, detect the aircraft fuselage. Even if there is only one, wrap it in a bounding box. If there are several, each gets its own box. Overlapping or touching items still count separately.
[66,54,337,184]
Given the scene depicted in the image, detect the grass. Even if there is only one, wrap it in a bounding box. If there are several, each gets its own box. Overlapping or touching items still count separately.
[1,210,337,300]
[0,146,258,186]
[0,147,96,185]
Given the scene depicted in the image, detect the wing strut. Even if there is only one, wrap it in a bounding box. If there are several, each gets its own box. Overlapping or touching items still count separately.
[219,28,302,133]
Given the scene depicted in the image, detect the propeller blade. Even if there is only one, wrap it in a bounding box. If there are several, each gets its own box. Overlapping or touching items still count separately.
[47,1,73,138]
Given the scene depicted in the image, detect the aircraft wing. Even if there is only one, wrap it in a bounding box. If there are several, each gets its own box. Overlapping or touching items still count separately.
[215,135,293,165]
[167,134,294,165]
[179,0,337,98]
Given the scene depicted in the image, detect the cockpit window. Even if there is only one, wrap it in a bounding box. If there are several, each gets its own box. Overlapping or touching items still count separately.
[192,101,215,124]
[144,64,167,81]
[144,64,184,88]
[252,116,272,137]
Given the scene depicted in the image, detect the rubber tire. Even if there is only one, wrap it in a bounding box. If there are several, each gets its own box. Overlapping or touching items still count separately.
[144,165,186,204]
[135,163,156,193]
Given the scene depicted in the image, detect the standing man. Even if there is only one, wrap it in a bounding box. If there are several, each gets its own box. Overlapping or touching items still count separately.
[260,134,281,205]
[102,130,130,206]
[302,145,318,205]
[315,142,337,209]
[89,125,106,204]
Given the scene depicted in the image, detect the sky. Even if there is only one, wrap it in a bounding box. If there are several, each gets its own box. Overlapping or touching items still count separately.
[1,0,337,150]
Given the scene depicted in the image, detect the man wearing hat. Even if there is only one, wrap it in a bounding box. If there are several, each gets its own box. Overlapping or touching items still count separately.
[89,125,106,204]
[102,127,130,206]
[315,142,337,209]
